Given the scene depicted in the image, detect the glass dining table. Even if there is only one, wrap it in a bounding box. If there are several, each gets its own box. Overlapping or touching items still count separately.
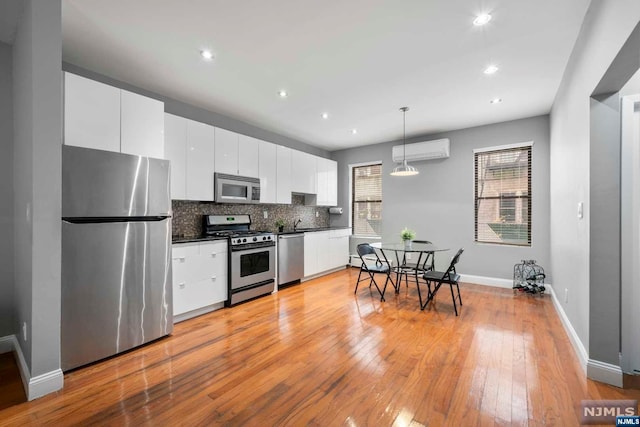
[370,241,450,295]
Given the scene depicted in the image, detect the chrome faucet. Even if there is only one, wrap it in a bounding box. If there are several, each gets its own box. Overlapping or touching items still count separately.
[293,219,302,231]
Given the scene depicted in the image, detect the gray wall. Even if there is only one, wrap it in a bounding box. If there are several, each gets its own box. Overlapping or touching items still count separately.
[13,0,62,377]
[589,93,621,364]
[0,41,13,337]
[62,63,329,159]
[331,115,550,279]
[550,0,640,366]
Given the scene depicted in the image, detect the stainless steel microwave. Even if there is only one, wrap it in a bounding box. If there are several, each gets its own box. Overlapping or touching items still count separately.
[214,173,261,204]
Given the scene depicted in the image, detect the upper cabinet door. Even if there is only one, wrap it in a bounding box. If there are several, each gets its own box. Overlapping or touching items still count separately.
[64,72,121,152]
[327,159,338,206]
[276,145,292,204]
[316,157,329,205]
[214,128,239,175]
[258,140,277,203]
[186,120,215,201]
[164,113,187,200]
[238,135,260,178]
[121,90,165,159]
[291,150,317,194]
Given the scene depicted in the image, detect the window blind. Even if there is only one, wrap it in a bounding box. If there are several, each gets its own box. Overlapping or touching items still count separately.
[352,164,382,236]
[474,146,531,246]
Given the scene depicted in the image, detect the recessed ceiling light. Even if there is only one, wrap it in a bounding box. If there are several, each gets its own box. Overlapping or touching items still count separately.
[278,90,288,98]
[473,14,492,26]
[484,65,499,75]
[321,112,329,119]
[351,129,358,135]
[490,98,503,104]
[200,50,214,61]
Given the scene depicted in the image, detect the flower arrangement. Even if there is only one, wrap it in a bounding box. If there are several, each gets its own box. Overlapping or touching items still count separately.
[400,227,416,241]
[275,219,286,231]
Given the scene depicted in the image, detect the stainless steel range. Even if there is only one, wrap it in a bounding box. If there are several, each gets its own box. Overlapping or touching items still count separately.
[203,215,275,306]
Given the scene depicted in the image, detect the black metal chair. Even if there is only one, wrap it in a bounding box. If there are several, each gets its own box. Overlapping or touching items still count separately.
[355,243,393,301]
[418,248,464,315]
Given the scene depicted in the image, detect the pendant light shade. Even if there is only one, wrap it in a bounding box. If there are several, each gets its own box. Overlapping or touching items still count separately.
[390,107,419,176]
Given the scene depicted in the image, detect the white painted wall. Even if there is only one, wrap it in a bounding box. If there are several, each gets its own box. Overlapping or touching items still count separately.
[549,0,640,365]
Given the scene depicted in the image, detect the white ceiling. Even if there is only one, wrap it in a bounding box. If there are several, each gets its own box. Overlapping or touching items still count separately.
[62,0,590,151]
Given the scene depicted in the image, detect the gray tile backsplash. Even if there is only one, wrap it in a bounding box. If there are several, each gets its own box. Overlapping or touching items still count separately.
[172,195,329,238]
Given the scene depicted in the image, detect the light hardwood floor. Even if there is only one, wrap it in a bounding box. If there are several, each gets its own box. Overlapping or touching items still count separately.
[0,268,638,426]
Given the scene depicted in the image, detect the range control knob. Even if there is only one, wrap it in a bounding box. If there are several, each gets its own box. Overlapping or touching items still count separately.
[253,237,257,242]
[242,238,247,243]
[262,236,266,241]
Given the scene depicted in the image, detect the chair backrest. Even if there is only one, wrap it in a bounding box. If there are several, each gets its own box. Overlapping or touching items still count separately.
[357,243,376,257]
[357,243,389,267]
[443,248,464,279]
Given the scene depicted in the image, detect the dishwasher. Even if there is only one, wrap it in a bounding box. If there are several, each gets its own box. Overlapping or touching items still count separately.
[278,233,305,287]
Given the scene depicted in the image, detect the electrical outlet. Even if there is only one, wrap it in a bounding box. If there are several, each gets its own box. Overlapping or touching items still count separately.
[316,211,319,218]
[22,322,28,342]
[564,288,569,304]
[263,210,268,219]
[577,202,583,219]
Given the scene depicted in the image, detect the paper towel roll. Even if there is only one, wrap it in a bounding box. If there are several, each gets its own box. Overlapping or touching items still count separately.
[329,207,343,214]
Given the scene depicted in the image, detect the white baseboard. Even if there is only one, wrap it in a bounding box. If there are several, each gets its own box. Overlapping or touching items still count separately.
[459,274,513,289]
[0,334,64,401]
[302,265,347,282]
[546,285,589,373]
[174,302,224,323]
[587,359,624,388]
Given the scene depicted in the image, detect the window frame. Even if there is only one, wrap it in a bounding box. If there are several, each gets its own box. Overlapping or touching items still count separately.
[349,161,383,237]
[473,142,533,247]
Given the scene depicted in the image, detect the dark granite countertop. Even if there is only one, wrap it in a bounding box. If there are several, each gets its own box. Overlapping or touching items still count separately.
[292,226,351,233]
[172,236,229,244]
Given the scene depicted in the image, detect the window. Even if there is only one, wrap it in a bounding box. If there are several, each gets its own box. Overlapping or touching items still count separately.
[474,145,531,246]
[352,164,382,236]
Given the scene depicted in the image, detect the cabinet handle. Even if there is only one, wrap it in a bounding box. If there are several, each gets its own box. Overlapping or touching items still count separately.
[173,257,186,262]
[211,253,216,257]
[211,276,217,281]
[179,282,186,289]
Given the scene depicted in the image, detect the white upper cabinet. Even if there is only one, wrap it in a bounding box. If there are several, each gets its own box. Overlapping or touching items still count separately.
[327,159,338,206]
[238,135,260,178]
[291,150,317,194]
[316,157,338,206]
[120,90,165,158]
[164,113,215,201]
[64,72,121,152]
[258,140,277,203]
[186,119,215,201]
[64,72,165,159]
[276,145,292,204]
[164,113,187,199]
[214,127,239,175]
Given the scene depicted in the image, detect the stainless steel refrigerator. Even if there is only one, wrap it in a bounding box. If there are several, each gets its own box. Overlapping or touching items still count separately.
[61,145,173,371]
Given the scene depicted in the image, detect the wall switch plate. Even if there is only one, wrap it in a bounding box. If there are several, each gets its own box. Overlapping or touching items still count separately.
[577,202,583,219]
[22,322,27,342]
[316,211,319,218]
[564,288,569,304]
[263,210,268,219]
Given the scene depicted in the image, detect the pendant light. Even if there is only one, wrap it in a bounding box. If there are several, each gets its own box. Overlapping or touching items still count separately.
[390,107,419,176]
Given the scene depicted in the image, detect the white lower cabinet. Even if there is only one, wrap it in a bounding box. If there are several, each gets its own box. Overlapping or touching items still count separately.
[303,229,351,278]
[172,240,227,321]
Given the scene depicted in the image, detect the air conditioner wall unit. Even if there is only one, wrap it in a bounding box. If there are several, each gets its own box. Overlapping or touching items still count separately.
[392,138,450,162]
